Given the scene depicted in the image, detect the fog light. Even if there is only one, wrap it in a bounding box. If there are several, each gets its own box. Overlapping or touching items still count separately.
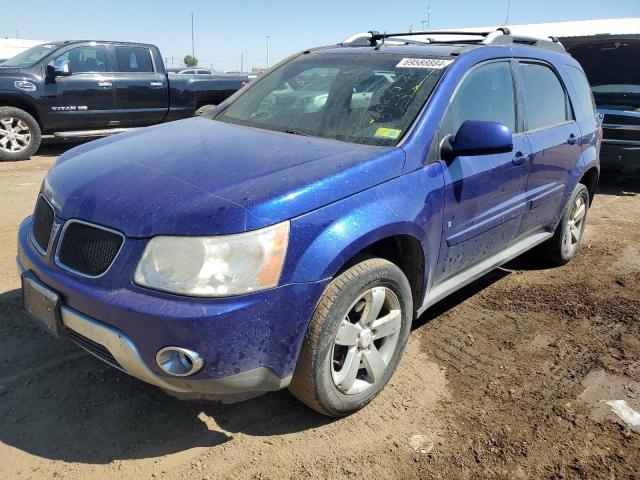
[156,347,204,377]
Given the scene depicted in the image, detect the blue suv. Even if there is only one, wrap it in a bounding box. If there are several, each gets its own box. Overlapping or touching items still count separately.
[17,28,600,416]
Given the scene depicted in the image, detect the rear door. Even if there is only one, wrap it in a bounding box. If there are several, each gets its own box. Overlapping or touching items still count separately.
[43,43,116,130]
[515,61,583,236]
[111,45,168,127]
[433,61,532,284]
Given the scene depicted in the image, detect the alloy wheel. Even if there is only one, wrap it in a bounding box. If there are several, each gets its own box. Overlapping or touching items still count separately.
[0,117,32,154]
[331,286,402,395]
[563,194,587,256]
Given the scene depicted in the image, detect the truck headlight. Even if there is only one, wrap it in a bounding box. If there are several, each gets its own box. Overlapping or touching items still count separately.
[133,221,289,297]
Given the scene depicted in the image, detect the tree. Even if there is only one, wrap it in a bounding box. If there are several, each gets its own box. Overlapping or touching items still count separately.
[184,55,198,67]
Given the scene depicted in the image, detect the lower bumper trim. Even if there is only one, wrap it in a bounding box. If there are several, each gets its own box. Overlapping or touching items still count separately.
[59,305,290,395]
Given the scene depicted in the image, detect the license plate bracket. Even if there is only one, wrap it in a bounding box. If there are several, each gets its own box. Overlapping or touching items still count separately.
[21,273,64,338]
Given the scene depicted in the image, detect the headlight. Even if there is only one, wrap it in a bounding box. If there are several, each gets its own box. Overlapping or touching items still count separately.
[134,221,289,297]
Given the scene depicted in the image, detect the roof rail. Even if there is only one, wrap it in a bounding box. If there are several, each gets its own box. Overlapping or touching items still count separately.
[341,27,566,53]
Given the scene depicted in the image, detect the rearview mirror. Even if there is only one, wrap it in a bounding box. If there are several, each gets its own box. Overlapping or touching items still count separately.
[443,120,513,160]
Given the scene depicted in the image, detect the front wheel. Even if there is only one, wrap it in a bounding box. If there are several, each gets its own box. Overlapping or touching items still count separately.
[289,258,413,417]
[0,107,42,161]
[541,183,590,265]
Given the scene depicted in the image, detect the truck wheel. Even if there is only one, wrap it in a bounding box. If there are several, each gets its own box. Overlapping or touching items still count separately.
[541,183,590,266]
[0,107,41,161]
[289,258,413,417]
[195,104,216,117]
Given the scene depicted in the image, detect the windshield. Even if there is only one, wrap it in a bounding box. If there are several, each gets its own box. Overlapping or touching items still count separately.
[212,52,450,146]
[0,44,60,68]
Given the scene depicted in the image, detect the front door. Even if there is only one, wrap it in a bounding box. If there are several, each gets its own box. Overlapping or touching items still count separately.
[43,44,116,131]
[433,61,531,284]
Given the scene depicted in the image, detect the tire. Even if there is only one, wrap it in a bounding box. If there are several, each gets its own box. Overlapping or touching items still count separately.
[541,183,590,266]
[289,258,413,417]
[195,104,216,117]
[0,107,42,161]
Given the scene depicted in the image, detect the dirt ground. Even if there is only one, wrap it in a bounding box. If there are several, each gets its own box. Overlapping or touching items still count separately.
[0,141,638,479]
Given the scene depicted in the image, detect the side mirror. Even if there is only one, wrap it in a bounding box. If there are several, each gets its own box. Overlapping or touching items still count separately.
[443,120,513,160]
[48,58,72,77]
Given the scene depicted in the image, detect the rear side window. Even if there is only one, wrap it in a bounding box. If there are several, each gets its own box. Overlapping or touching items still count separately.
[564,65,597,118]
[441,61,516,136]
[115,46,154,73]
[520,62,572,130]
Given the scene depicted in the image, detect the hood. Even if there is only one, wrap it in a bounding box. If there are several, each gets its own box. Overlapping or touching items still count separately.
[44,118,405,237]
[0,67,23,75]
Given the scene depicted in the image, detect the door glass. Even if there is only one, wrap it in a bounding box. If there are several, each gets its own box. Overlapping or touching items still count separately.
[520,63,572,130]
[54,45,107,73]
[115,47,154,73]
[441,62,516,137]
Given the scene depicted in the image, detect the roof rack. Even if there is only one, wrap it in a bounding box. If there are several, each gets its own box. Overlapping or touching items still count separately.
[341,27,566,53]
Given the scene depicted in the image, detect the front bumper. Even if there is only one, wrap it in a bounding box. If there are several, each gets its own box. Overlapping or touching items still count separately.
[17,217,328,395]
[600,141,640,172]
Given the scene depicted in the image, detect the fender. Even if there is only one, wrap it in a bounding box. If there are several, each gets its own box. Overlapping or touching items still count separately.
[0,91,42,125]
[283,163,445,292]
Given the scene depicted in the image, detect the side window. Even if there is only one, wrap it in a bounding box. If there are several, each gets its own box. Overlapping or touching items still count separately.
[520,62,572,130]
[115,46,154,73]
[54,45,107,73]
[441,62,516,138]
[564,65,597,118]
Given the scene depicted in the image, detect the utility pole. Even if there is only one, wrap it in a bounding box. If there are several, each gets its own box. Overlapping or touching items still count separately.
[266,35,270,69]
[420,1,432,30]
[505,0,511,24]
[240,51,244,73]
[191,12,195,59]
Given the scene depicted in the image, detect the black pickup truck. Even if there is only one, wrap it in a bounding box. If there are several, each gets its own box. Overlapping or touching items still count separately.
[0,41,248,160]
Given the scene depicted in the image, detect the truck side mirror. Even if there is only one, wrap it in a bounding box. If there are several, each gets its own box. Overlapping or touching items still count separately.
[49,58,72,77]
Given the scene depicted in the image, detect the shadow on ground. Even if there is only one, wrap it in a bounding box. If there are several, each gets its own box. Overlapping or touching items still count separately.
[0,290,333,464]
[35,138,95,158]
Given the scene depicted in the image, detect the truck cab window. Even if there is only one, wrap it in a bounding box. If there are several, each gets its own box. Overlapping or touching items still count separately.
[54,46,107,73]
[115,47,154,73]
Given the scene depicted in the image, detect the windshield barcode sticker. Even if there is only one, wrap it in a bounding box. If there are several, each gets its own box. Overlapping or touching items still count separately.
[396,58,453,69]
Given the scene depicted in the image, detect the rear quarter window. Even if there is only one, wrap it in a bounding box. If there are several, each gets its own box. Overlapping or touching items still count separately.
[564,65,597,118]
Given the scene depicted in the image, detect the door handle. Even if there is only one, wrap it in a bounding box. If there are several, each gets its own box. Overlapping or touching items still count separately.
[567,133,578,145]
[98,81,112,88]
[150,81,164,87]
[512,152,528,166]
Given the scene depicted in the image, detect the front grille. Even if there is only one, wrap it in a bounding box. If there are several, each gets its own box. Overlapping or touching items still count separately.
[32,196,54,253]
[603,114,640,126]
[57,222,124,277]
[603,127,640,142]
[68,329,123,370]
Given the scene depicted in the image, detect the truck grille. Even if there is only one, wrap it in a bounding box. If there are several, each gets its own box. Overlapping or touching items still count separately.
[68,329,123,370]
[57,221,124,277]
[603,113,640,126]
[32,196,55,253]
[603,127,640,143]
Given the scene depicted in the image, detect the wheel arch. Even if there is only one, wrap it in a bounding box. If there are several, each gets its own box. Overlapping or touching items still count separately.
[0,94,42,129]
[579,166,599,205]
[334,234,426,315]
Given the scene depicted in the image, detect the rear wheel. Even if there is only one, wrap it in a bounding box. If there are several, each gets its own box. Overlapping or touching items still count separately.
[542,183,590,265]
[0,107,41,161]
[289,258,413,417]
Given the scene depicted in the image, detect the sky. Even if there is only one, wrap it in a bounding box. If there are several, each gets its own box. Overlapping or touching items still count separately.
[2,0,639,72]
